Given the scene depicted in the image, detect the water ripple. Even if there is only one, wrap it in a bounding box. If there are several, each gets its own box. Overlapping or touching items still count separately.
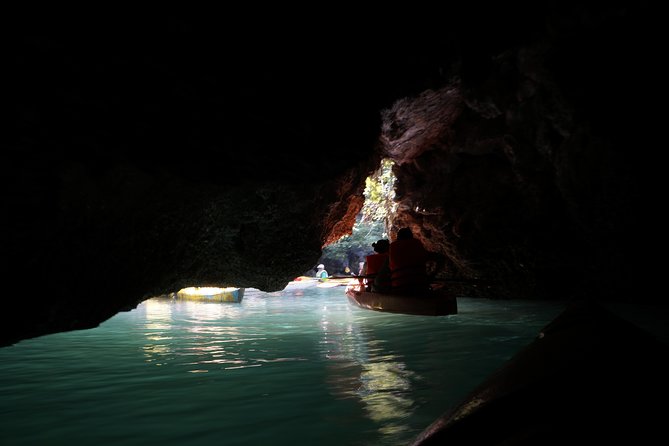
[0,291,568,446]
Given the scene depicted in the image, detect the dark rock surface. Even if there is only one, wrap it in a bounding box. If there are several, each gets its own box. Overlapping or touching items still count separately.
[2,3,660,349]
[410,300,669,445]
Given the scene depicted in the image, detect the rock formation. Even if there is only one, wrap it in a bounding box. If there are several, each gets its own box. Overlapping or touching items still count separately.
[2,3,659,348]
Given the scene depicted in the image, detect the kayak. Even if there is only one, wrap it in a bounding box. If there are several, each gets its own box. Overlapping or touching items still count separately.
[345,283,457,316]
[284,276,320,290]
[175,286,244,303]
[317,277,358,288]
[286,276,358,289]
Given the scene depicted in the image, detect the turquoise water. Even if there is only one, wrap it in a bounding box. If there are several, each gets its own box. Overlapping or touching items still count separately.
[0,287,567,446]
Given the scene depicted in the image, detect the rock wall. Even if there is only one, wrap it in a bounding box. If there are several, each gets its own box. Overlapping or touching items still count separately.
[381,3,658,300]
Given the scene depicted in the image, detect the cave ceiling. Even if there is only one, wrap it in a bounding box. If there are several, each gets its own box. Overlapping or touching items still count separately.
[2,3,659,346]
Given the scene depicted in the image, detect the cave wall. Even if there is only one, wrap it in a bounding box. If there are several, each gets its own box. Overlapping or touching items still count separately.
[381,3,658,300]
[3,17,393,346]
[2,3,658,346]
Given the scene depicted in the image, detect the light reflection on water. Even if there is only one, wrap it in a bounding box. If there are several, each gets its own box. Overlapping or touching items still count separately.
[0,287,567,446]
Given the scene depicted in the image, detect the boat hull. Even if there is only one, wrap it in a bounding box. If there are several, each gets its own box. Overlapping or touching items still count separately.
[345,285,457,316]
[410,300,669,445]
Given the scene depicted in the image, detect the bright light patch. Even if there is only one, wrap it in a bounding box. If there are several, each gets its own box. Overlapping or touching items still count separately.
[175,286,245,303]
[178,287,239,296]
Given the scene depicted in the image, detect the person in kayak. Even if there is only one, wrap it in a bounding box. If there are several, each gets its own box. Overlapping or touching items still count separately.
[389,227,430,293]
[315,264,329,281]
[362,239,391,292]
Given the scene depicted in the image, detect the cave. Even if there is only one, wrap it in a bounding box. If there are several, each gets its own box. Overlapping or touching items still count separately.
[3,3,665,444]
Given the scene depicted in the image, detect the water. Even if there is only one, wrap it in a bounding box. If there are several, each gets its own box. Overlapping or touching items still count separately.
[1,287,567,446]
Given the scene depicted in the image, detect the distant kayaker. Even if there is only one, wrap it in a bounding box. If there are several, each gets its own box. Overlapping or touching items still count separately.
[315,264,329,281]
[358,261,365,276]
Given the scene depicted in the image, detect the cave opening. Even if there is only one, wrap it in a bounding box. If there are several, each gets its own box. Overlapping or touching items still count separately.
[316,158,397,277]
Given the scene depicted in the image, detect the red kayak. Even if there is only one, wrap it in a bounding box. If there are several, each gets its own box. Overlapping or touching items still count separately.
[345,283,457,316]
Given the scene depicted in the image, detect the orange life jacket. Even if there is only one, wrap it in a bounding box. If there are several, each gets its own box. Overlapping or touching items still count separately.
[365,253,389,276]
[389,238,428,288]
[365,253,391,290]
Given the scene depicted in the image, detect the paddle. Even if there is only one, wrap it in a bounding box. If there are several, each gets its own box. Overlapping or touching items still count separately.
[327,274,372,280]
